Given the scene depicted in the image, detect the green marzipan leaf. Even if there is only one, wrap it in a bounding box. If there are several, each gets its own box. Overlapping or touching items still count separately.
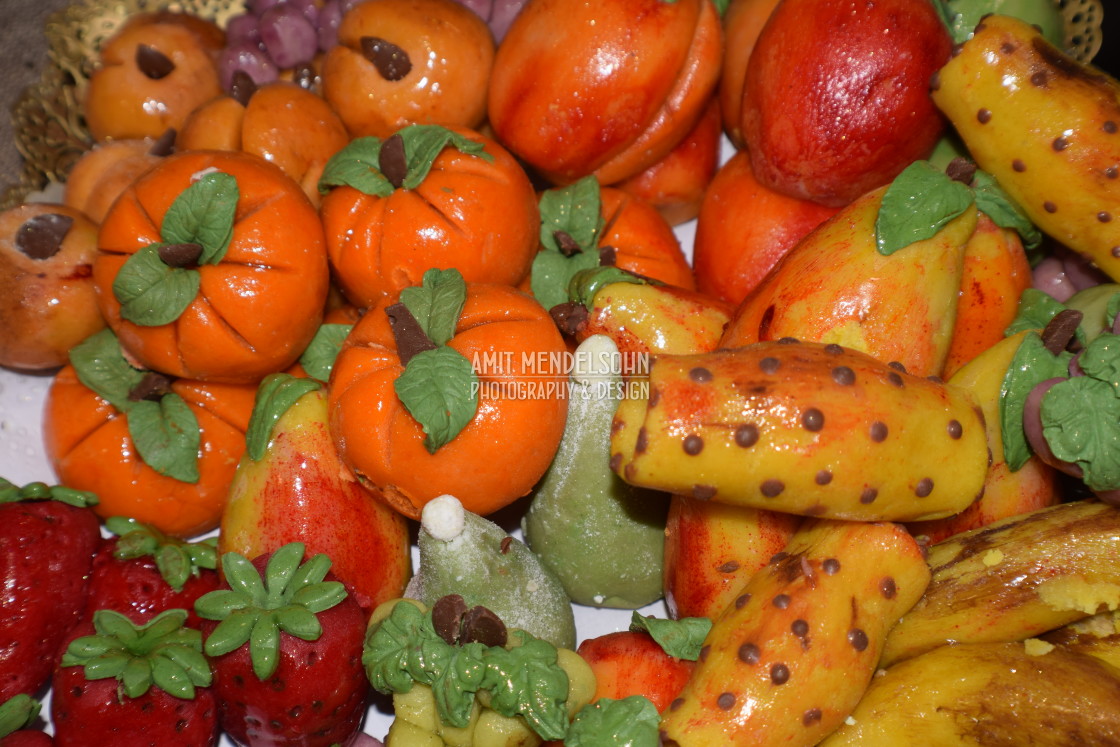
[245,374,322,461]
[160,171,239,265]
[568,265,648,310]
[113,244,200,327]
[480,637,570,741]
[264,542,307,604]
[317,137,393,196]
[0,694,41,737]
[194,589,252,620]
[276,605,322,641]
[299,324,354,383]
[397,124,493,190]
[95,609,141,645]
[565,696,661,747]
[80,653,130,682]
[140,609,192,644]
[1042,376,1120,492]
[399,268,467,347]
[1000,332,1073,472]
[203,608,261,657]
[150,655,196,700]
[155,545,192,592]
[539,176,602,254]
[1108,294,1120,328]
[69,328,145,411]
[250,613,282,680]
[290,581,347,614]
[1005,288,1086,344]
[629,612,712,662]
[0,478,97,507]
[429,642,488,729]
[126,394,201,484]
[394,346,479,453]
[222,552,267,601]
[289,552,333,590]
[875,160,975,256]
[363,601,433,695]
[159,643,213,689]
[972,170,1042,249]
[120,657,153,699]
[64,635,120,661]
[532,248,601,314]
[1078,333,1120,395]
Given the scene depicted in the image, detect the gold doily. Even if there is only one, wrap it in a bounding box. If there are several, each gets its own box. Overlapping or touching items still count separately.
[0,0,1108,210]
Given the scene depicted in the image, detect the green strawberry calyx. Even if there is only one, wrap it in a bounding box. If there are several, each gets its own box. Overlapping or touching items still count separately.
[105,516,218,592]
[0,694,41,737]
[0,477,97,508]
[60,608,212,700]
[193,542,347,681]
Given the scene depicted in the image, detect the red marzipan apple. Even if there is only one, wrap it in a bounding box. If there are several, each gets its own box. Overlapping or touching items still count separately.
[741,0,953,207]
[576,631,695,712]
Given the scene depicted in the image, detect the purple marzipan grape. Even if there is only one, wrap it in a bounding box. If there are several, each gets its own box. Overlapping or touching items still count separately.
[246,0,283,17]
[350,735,385,747]
[287,0,321,27]
[259,3,320,68]
[488,0,527,41]
[219,41,280,91]
[339,0,364,14]
[1032,256,1075,303]
[318,0,343,52]
[225,12,262,47]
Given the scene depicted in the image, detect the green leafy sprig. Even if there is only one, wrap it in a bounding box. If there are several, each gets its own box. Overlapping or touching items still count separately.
[318,125,493,197]
[244,373,322,461]
[112,172,239,326]
[299,323,354,383]
[629,611,712,661]
[193,542,347,681]
[568,265,650,311]
[60,609,212,700]
[69,329,201,483]
[363,601,572,740]
[531,176,609,311]
[0,694,41,737]
[0,477,97,508]
[390,268,479,453]
[564,695,661,747]
[875,160,1040,256]
[105,516,218,591]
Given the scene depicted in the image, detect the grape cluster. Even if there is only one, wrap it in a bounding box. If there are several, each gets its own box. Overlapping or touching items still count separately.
[219,0,362,91]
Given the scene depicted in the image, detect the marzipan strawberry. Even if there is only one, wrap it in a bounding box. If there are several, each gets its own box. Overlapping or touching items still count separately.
[0,479,100,702]
[194,543,369,746]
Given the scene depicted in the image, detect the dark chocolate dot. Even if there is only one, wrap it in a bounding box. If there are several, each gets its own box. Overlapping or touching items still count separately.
[822,558,841,575]
[1099,212,1113,223]
[692,484,717,501]
[927,375,943,384]
[1044,201,1057,213]
[803,708,823,726]
[847,628,869,652]
[609,453,622,472]
[860,487,878,504]
[761,479,785,498]
[888,361,907,372]
[759,356,781,374]
[869,421,888,442]
[735,424,760,448]
[1106,121,1118,134]
[735,593,752,609]
[815,470,833,486]
[1000,42,1016,54]
[128,372,172,403]
[1012,159,1026,172]
[718,560,741,574]
[824,343,844,355]
[802,408,824,432]
[360,36,412,80]
[777,337,800,344]
[717,692,736,711]
[683,434,704,455]
[1052,137,1069,151]
[888,372,904,388]
[379,133,408,188]
[832,366,855,386]
[772,594,791,610]
[880,577,897,599]
[635,427,648,454]
[460,605,508,648]
[947,419,963,439]
[1106,166,1119,179]
[770,663,790,685]
[738,642,760,664]
[16,213,73,260]
[791,619,809,637]
[159,241,204,268]
[977,108,992,124]
[915,478,934,497]
[1113,247,1120,259]
[431,595,469,644]
[769,552,789,565]
[500,537,512,554]
[670,698,684,712]
[136,44,175,79]
[689,366,713,383]
[699,645,710,662]
[1031,70,1048,86]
